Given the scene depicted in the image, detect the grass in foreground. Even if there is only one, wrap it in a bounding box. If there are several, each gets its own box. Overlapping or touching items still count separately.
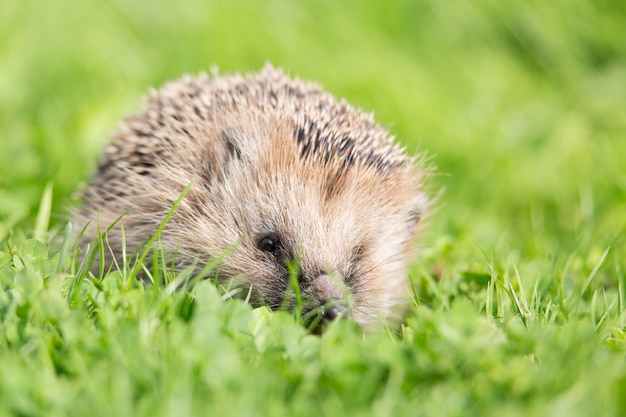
[1,195,626,416]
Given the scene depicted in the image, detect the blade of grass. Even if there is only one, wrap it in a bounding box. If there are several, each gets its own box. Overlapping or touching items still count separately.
[575,246,611,315]
[130,180,194,278]
[33,182,53,242]
[55,221,73,273]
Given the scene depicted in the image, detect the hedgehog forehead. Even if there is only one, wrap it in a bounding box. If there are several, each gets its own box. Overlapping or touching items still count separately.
[227,154,400,253]
[213,118,413,226]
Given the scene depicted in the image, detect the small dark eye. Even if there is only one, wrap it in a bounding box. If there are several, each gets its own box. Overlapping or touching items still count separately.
[258,234,281,256]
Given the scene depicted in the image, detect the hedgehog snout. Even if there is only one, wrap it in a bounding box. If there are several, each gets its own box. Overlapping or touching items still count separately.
[303,274,351,331]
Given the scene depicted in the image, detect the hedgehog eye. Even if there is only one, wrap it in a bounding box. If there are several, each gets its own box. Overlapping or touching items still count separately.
[257,234,281,256]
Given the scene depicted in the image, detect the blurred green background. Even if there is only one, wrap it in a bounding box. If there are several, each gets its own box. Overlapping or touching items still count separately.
[1,0,625,265]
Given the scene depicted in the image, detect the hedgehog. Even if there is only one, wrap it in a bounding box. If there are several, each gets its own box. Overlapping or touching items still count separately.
[73,65,429,331]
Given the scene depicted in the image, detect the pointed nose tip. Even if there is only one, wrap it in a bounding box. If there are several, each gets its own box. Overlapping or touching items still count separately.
[306,274,351,331]
[322,301,350,323]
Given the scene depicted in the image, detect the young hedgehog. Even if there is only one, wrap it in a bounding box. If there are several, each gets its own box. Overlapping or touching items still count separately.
[74,65,429,331]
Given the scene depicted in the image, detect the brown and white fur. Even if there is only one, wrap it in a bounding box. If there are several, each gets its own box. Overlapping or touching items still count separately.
[73,65,429,330]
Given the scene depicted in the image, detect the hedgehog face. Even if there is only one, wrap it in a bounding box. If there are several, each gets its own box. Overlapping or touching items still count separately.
[168,122,426,330]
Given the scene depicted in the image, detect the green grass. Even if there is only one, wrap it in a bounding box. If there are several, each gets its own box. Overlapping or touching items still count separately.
[2,0,626,415]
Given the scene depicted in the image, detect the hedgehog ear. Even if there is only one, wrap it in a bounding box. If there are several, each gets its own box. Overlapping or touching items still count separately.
[201,127,249,183]
[407,192,428,232]
[219,125,263,162]
[220,127,245,161]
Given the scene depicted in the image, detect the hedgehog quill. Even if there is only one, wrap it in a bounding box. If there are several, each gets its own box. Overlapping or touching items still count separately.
[74,65,430,331]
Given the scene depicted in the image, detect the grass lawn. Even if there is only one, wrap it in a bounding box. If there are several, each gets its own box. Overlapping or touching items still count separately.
[2,0,626,415]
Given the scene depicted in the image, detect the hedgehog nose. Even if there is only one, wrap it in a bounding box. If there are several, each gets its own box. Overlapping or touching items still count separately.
[311,274,350,323]
[322,301,349,322]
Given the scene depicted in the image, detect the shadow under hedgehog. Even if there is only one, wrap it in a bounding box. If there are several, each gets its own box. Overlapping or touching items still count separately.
[73,65,430,332]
